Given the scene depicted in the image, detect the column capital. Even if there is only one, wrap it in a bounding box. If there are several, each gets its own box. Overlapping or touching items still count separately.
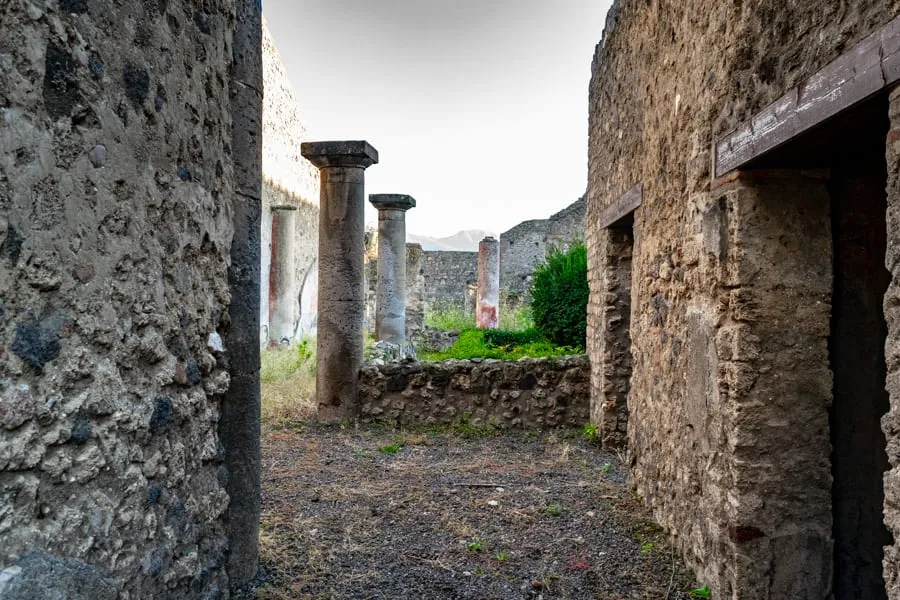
[301,140,379,169]
[369,194,416,211]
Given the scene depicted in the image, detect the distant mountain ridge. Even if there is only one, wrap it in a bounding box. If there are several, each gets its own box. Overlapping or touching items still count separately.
[408,229,495,252]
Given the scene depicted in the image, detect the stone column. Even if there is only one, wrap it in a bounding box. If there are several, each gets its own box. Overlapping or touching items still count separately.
[369,194,416,344]
[268,207,297,345]
[476,236,500,329]
[406,243,425,340]
[301,141,378,421]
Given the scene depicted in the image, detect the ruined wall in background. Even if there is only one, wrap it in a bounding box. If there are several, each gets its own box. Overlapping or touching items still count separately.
[359,355,589,428]
[587,0,900,595]
[422,251,478,313]
[259,20,319,346]
[500,197,585,300]
[0,1,235,596]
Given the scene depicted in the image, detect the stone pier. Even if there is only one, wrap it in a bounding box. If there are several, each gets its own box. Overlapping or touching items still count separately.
[268,207,297,344]
[301,141,378,421]
[477,236,501,329]
[406,243,426,340]
[369,194,416,344]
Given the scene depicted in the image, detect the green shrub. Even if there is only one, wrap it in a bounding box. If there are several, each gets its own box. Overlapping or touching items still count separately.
[483,328,545,348]
[531,242,588,350]
[422,328,578,361]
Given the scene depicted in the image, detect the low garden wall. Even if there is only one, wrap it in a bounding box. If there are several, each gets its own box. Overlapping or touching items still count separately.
[358,355,589,428]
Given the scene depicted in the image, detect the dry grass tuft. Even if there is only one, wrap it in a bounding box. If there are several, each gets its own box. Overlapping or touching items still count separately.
[260,340,317,425]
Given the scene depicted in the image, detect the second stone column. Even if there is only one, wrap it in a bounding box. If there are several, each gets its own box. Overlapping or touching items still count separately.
[369,194,416,345]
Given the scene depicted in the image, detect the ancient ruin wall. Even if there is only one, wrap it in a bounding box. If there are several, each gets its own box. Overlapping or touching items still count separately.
[587,0,900,595]
[260,20,318,204]
[885,86,900,600]
[359,356,589,428]
[499,197,585,299]
[422,251,477,313]
[259,21,319,345]
[0,0,237,596]
[260,181,318,343]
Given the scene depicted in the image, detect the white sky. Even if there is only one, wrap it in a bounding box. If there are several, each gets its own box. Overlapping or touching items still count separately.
[262,0,613,238]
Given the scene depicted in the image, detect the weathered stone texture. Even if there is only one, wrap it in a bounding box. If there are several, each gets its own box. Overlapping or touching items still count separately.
[406,243,425,339]
[884,86,900,600]
[302,141,378,422]
[259,21,319,345]
[359,355,589,428]
[589,225,631,448]
[260,181,318,344]
[261,19,319,204]
[589,1,900,596]
[476,237,500,329]
[422,250,477,312]
[0,0,236,596]
[500,197,585,300]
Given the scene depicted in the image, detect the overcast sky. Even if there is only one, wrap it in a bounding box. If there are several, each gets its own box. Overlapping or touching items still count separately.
[262,0,612,238]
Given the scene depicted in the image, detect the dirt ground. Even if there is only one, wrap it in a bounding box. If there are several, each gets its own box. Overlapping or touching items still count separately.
[245,423,701,600]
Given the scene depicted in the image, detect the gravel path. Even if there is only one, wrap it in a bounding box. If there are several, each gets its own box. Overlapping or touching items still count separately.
[246,424,700,600]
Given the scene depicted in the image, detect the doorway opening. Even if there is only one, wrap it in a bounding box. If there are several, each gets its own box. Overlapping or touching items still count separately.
[596,212,634,448]
[749,91,892,599]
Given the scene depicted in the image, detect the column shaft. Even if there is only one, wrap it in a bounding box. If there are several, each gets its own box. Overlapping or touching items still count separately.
[477,237,500,329]
[268,208,297,344]
[376,211,407,343]
[317,168,366,418]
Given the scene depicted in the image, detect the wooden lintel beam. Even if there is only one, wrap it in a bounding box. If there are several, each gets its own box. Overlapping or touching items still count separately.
[598,184,642,229]
[715,15,900,177]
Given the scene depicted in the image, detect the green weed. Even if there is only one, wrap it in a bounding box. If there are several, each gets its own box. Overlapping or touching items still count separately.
[378,443,403,454]
[688,586,711,599]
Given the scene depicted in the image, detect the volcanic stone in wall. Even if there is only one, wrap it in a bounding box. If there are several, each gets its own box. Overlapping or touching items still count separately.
[0,1,235,596]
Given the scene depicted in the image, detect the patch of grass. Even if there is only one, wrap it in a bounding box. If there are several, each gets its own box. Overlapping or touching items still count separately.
[544,503,566,517]
[582,422,599,445]
[467,539,485,552]
[261,339,317,424]
[639,541,655,555]
[378,442,403,454]
[495,551,508,561]
[425,305,475,331]
[599,463,612,474]
[499,302,534,331]
[422,328,579,361]
[688,586,711,599]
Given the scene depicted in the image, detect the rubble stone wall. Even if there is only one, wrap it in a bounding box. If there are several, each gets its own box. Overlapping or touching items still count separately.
[422,251,478,313]
[359,355,589,428]
[0,0,237,596]
[499,197,585,299]
[588,0,900,596]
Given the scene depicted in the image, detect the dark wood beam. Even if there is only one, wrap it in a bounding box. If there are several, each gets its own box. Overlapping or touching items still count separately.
[598,184,642,228]
[715,16,900,177]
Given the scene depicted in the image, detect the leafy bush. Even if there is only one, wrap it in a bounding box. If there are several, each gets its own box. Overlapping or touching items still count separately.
[483,328,545,348]
[422,329,578,361]
[531,242,588,350]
